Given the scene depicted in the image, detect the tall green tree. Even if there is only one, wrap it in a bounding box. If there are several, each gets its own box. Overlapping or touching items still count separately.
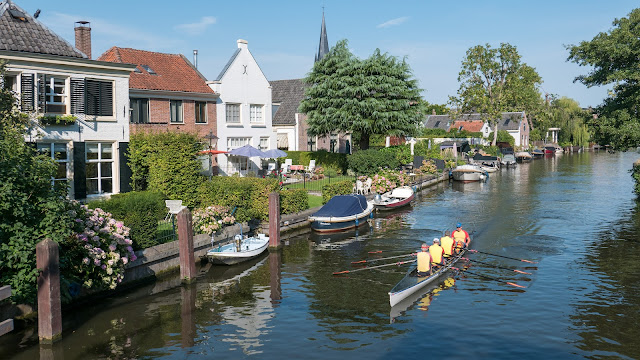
[451,43,543,145]
[547,97,592,146]
[299,40,424,150]
[567,8,640,150]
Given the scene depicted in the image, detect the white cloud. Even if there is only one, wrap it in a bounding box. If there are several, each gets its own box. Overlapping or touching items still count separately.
[174,16,217,36]
[376,16,409,29]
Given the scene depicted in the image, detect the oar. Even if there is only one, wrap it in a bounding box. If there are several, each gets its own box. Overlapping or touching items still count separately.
[467,249,538,264]
[462,258,532,275]
[368,250,383,254]
[452,267,526,288]
[351,253,415,265]
[333,260,416,275]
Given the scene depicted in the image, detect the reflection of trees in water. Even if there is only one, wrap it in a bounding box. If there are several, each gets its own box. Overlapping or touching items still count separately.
[570,201,640,358]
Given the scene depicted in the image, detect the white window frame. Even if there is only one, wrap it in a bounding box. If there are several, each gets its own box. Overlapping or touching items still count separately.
[258,137,269,150]
[44,75,68,114]
[170,100,183,124]
[86,142,114,196]
[227,137,251,150]
[226,103,240,124]
[38,142,69,190]
[250,104,264,124]
[195,101,207,124]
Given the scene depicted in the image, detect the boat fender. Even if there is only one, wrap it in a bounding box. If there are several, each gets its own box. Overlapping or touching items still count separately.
[355,218,359,226]
[369,211,374,219]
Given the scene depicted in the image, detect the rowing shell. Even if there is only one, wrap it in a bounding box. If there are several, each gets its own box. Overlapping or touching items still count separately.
[388,247,467,307]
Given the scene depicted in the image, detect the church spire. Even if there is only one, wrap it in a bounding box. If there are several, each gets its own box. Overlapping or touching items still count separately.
[315,9,329,63]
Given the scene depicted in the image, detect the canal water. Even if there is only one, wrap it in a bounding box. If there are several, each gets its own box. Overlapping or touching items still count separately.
[2,151,639,359]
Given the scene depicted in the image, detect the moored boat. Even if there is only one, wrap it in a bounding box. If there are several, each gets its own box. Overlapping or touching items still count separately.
[207,234,269,265]
[501,154,517,167]
[515,151,532,162]
[389,246,468,307]
[373,186,415,211]
[531,149,544,158]
[451,164,487,183]
[309,194,374,233]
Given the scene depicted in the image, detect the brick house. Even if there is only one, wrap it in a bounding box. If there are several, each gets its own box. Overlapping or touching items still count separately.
[0,1,135,200]
[97,47,219,175]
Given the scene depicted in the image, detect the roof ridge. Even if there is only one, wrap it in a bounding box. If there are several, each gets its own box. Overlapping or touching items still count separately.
[114,47,183,57]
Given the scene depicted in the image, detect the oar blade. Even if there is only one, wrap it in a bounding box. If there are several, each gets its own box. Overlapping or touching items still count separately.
[514,269,532,275]
[332,270,350,275]
[351,260,366,264]
[506,282,526,289]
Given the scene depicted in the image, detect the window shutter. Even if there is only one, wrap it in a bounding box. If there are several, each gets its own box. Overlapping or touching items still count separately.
[119,142,132,193]
[85,79,99,116]
[20,74,34,111]
[37,74,45,112]
[99,81,113,116]
[73,142,86,200]
[70,78,85,114]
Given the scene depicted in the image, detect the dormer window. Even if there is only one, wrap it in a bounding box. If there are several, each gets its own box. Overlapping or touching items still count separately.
[133,66,142,73]
[140,65,157,75]
[8,9,27,22]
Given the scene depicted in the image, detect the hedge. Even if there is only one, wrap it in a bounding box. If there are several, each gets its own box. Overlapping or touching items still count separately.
[87,191,167,250]
[347,149,401,175]
[322,180,355,204]
[280,189,309,214]
[285,150,348,173]
[128,132,203,207]
[198,177,279,222]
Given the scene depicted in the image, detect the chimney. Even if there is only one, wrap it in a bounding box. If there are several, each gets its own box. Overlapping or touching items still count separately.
[193,50,198,69]
[237,39,248,50]
[432,109,436,115]
[74,21,91,59]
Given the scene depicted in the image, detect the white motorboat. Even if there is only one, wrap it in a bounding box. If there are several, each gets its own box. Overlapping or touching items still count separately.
[451,164,487,183]
[207,234,269,265]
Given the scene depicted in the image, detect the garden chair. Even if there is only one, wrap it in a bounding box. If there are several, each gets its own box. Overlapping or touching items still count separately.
[355,180,365,195]
[364,178,372,194]
[268,162,277,172]
[306,160,316,173]
[165,200,186,221]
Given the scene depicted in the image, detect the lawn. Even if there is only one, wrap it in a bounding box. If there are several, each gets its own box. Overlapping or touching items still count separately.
[308,194,323,208]
[284,175,354,191]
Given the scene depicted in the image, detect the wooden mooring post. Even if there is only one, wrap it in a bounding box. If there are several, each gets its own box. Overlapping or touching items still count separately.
[0,285,13,337]
[177,207,197,283]
[268,192,281,248]
[36,238,62,343]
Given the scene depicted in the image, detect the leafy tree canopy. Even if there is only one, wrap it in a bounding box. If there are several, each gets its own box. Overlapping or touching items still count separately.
[299,40,424,150]
[567,8,640,150]
[451,43,543,145]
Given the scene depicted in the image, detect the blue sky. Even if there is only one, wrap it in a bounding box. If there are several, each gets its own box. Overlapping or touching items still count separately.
[17,0,640,108]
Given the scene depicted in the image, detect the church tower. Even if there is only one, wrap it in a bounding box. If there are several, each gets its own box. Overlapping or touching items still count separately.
[315,10,329,62]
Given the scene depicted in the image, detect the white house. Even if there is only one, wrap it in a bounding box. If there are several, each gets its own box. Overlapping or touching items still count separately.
[208,39,275,176]
[0,1,135,200]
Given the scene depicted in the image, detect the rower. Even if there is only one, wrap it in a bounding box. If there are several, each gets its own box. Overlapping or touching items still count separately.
[429,238,445,267]
[440,230,455,257]
[416,243,432,276]
[452,222,470,249]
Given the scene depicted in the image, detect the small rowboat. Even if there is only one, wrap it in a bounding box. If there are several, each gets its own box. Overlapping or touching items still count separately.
[388,247,468,307]
[373,186,415,211]
[206,234,269,265]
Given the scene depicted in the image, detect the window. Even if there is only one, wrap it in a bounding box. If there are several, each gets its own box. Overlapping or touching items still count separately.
[140,65,157,75]
[307,136,316,151]
[44,75,66,114]
[2,75,16,91]
[130,98,149,124]
[226,103,240,123]
[86,143,113,195]
[259,137,269,150]
[250,104,263,124]
[170,100,183,123]
[37,142,69,191]
[330,133,338,153]
[85,79,113,116]
[195,101,207,124]
[227,137,251,150]
[272,103,280,117]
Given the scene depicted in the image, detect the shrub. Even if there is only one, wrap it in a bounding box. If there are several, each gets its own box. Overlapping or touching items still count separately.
[192,205,236,235]
[128,132,204,207]
[415,160,438,175]
[380,145,412,165]
[280,189,309,214]
[347,149,400,175]
[66,205,136,293]
[369,169,410,194]
[497,130,515,147]
[198,177,279,222]
[322,180,355,204]
[285,150,348,173]
[414,139,443,159]
[88,191,166,250]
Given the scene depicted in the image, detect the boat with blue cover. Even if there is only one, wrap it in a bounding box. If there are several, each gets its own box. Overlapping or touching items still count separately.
[308,194,374,233]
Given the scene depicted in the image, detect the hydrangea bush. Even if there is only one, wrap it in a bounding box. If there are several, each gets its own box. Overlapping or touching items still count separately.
[415,159,438,175]
[367,170,411,194]
[192,205,236,235]
[68,205,137,290]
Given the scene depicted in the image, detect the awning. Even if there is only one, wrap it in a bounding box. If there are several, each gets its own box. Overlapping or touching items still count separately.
[277,133,288,149]
[198,149,228,155]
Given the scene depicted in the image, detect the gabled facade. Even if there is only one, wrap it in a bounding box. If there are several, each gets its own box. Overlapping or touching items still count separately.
[97,47,219,175]
[208,39,274,176]
[494,111,529,147]
[449,120,491,138]
[0,0,135,200]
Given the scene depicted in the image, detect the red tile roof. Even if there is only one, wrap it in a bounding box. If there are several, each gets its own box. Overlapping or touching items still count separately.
[97,47,214,94]
[450,120,485,132]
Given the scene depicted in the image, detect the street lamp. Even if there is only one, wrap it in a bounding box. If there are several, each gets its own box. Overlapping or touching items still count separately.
[204,131,218,179]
